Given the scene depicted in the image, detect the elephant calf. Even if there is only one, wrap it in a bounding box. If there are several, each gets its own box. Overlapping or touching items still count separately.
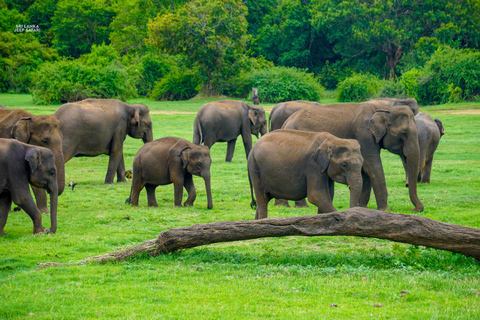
[126,137,213,209]
[248,130,364,219]
[0,139,58,235]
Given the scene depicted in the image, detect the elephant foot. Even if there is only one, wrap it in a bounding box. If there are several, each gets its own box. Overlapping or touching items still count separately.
[39,206,49,214]
[0,231,8,236]
[274,199,290,207]
[412,205,424,213]
[183,201,194,207]
[33,227,49,234]
[294,200,309,208]
[13,206,22,212]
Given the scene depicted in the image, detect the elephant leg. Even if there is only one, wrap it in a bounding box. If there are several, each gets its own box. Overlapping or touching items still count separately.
[358,172,371,207]
[14,194,46,234]
[254,192,270,220]
[226,139,237,162]
[173,179,184,207]
[183,175,196,207]
[129,180,145,206]
[32,187,49,213]
[420,157,433,183]
[274,199,290,207]
[307,190,336,214]
[294,199,309,208]
[0,193,12,235]
[145,184,158,207]
[116,154,127,183]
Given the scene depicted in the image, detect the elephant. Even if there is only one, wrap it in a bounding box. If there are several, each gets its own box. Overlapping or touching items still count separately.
[193,100,267,162]
[252,87,259,105]
[365,98,419,115]
[55,99,153,184]
[283,102,423,212]
[248,129,364,219]
[0,139,58,235]
[126,137,213,209]
[404,113,444,185]
[0,109,65,213]
[269,100,323,131]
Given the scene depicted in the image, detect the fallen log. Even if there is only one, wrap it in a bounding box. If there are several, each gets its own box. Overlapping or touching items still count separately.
[37,207,480,269]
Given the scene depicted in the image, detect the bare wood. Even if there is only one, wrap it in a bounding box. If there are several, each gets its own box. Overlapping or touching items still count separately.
[36,207,480,269]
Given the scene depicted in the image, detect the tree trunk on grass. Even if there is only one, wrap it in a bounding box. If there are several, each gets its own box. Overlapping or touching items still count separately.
[37,207,480,269]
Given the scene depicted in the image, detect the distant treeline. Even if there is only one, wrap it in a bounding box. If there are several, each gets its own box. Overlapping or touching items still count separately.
[1,0,480,104]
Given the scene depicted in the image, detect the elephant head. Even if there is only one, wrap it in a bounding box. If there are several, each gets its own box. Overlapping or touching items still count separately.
[368,105,423,211]
[25,147,58,233]
[179,144,213,209]
[248,105,267,138]
[315,137,364,208]
[11,115,65,196]
[128,104,153,143]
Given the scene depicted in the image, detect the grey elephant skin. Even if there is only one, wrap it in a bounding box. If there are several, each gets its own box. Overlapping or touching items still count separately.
[0,109,65,213]
[193,100,267,162]
[269,100,322,131]
[283,102,423,212]
[0,139,58,235]
[55,99,153,184]
[126,137,213,209]
[404,112,444,185]
[248,129,363,219]
[365,98,419,115]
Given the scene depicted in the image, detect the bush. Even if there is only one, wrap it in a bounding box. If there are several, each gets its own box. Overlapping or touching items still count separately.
[376,80,407,99]
[336,73,381,102]
[400,47,480,105]
[245,66,324,103]
[31,59,136,104]
[150,69,200,101]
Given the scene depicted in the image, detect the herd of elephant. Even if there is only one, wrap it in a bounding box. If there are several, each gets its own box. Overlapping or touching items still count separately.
[0,97,444,235]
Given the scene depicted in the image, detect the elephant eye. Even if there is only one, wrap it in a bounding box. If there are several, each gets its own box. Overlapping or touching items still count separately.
[196,163,202,168]
[49,169,56,175]
[341,163,348,169]
[42,139,50,146]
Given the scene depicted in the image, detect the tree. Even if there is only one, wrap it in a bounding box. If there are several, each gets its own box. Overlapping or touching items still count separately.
[147,0,249,94]
[51,0,115,57]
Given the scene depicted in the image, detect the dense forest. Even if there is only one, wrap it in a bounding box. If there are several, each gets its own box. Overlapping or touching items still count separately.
[1,0,480,104]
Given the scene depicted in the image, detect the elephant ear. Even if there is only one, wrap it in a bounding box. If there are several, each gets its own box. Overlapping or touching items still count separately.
[25,147,41,174]
[314,139,333,173]
[178,146,191,169]
[435,118,445,136]
[248,108,257,125]
[130,107,140,126]
[11,117,32,143]
[368,110,390,143]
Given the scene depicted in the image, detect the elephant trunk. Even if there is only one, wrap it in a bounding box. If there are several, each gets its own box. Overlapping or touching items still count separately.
[143,128,153,143]
[404,136,424,212]
[348,173,363,208]
[203,172,213,209]
[55,152,65,196]
[48,179,58,233]
[260,123,268,137]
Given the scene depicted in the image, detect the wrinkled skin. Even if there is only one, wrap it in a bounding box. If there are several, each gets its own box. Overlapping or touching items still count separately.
[404,113,445,185]
[126,137,213,209]
[193,100,267,162]
[365,98,419,116]
[0,139,58,235]
[269,100,323,131]
[55,99,153,184]
[248,130,364,219]
[283,103,423,212]
[0,109,65,213]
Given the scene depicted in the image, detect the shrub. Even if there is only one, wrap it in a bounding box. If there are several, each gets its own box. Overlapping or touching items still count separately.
[150,69,200,101]
[336,73,381,102]
[376,80,407,99]
[245,66,324,103]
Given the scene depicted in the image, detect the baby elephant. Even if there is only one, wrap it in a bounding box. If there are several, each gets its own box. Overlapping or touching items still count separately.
[0,139,58,235]
[126,137,213,209]
[248,130,363,219]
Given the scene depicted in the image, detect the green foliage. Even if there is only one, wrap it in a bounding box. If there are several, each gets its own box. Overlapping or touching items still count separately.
[150,69,200,101]
[147,0,249,95]
[376,80,407,99]
[336,73,382,102]
[245,66,324,103]
[25,0,58,45]
[31,44,137,104]
[401,47,480,105]
[52,0,115,57]
[317,60,354,90]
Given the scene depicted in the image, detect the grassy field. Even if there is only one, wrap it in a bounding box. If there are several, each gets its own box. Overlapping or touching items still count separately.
[0,93,479,319]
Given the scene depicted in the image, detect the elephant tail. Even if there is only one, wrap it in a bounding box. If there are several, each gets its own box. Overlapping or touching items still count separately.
[248,165,256,210]
[193,119,203,145]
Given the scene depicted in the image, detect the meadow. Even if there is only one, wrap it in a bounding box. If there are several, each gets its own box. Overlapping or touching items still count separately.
[0,93,479,319]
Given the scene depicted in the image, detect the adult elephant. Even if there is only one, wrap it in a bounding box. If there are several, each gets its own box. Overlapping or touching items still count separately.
[55,99,153,184]
[283,103,423,212]
[269,100,322,131]
[0,139,58,235]
[404,113,444,185]
[0,109,65,213]
[365,98,419,115]
[193,100,267,162]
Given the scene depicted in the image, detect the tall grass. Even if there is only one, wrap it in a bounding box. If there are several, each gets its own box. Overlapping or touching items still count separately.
[0,94,479,319]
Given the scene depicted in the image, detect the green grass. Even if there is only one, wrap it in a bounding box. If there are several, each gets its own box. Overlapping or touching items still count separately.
[0,94,479,319]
